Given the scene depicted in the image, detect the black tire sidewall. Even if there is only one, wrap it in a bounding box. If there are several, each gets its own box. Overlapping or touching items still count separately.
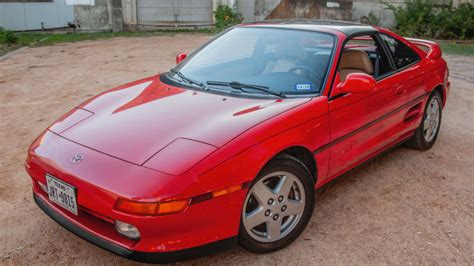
[238,155,315,253]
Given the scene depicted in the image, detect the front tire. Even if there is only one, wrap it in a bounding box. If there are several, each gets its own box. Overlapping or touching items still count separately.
[238,155,315,253]
[407,90,442,150]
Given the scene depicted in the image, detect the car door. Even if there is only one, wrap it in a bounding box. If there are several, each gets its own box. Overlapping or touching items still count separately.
[378,33,426,137]
[326,34,402,179]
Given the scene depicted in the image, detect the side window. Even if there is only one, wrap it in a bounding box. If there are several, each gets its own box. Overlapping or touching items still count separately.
[380,33,420,69]
[339,35,393,80]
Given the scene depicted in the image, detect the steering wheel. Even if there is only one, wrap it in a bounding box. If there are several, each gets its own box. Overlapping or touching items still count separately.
[288,65,322,81]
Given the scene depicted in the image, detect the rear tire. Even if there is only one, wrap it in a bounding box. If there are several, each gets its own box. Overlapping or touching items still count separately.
[238,155,315,253]
[406,90,442,151]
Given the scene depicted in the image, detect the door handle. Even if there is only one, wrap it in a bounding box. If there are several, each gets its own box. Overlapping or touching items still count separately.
[395,86,406,96]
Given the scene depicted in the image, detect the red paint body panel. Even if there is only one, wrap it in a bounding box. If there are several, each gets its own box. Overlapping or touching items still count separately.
[144,138,217,175]
[57,77,309,166]
[49,108,94,134]
[26,23,449,257]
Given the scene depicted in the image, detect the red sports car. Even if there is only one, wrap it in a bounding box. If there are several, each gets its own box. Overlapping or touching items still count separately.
[26,20,449,263]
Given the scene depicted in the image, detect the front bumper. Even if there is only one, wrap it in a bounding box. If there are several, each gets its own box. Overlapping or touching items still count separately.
[34,192,237,263]
[27,131,247,261]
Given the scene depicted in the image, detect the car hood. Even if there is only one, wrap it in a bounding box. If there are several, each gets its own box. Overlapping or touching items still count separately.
[50,75,310,166]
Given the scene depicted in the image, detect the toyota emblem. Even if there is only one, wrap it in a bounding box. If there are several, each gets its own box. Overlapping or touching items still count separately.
[71,154,84,164]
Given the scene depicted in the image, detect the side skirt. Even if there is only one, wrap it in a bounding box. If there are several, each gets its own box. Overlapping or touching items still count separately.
[316,131,415,189]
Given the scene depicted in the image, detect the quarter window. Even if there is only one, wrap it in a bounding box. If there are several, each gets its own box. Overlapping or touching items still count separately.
[380,34,420,69]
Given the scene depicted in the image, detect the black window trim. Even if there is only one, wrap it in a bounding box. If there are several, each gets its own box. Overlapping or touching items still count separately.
[370,33,399,82]
[393,58,422,73]
[328,31,398,100]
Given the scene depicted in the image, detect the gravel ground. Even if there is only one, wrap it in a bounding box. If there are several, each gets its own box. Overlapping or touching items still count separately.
[0,34,473,265]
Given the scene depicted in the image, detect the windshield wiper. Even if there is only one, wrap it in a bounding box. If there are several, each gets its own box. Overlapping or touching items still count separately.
[206,81,286,98]
[169,69,208,91]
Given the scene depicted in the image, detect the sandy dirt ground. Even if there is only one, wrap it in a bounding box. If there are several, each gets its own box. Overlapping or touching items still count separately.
[0,34,473,265]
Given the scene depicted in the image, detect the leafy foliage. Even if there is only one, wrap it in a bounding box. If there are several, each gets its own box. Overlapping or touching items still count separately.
[0,27,18,46]
[214,4,243,32]
[385,0,474,39]
[361,11,381,26]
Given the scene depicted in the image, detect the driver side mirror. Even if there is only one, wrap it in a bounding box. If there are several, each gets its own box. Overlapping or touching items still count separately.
[176,53,187,64]
[333,73,376,96]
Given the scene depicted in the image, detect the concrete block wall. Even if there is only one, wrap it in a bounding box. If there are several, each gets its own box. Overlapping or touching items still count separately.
[258,0,353,23]
[121,0,136,29]
[254,0,281,21]
[74,0,123,31]
[352,0,403,27]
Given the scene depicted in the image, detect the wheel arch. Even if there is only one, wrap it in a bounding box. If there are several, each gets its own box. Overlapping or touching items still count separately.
[270,146,318,183]
[433,84,446,107]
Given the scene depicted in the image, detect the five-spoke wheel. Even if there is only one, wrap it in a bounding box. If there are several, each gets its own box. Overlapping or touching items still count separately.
[423,97,440,142]
[407,90,443,151]
[242,171,305,242]
[238,155,315,253]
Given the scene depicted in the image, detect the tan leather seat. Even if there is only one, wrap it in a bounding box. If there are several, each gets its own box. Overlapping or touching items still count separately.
[338,50,374,81]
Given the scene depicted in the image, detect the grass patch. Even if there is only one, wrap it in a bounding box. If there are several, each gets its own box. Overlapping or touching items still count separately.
[439,41,474,56]
[17,29,214,46]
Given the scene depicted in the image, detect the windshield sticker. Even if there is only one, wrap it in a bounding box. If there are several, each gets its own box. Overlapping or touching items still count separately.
[295,83,312,91]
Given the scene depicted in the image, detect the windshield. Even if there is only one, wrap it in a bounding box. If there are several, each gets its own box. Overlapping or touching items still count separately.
[171,27,335,97]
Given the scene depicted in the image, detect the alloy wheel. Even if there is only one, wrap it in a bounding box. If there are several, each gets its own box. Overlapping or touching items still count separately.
[423,97,441,142]
[242,171,306,243]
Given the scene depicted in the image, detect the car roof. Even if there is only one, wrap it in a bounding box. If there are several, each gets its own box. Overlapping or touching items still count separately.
[241,19,377,36]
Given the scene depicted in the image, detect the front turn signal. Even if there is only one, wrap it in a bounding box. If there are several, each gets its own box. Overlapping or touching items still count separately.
[211,184,242,198]
[114,198,189,216]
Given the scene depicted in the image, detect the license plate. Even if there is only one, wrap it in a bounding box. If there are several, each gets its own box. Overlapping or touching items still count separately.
[45,174,78,215]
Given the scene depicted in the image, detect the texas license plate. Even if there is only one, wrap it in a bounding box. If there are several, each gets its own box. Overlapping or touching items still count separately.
[45,174,78,215]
